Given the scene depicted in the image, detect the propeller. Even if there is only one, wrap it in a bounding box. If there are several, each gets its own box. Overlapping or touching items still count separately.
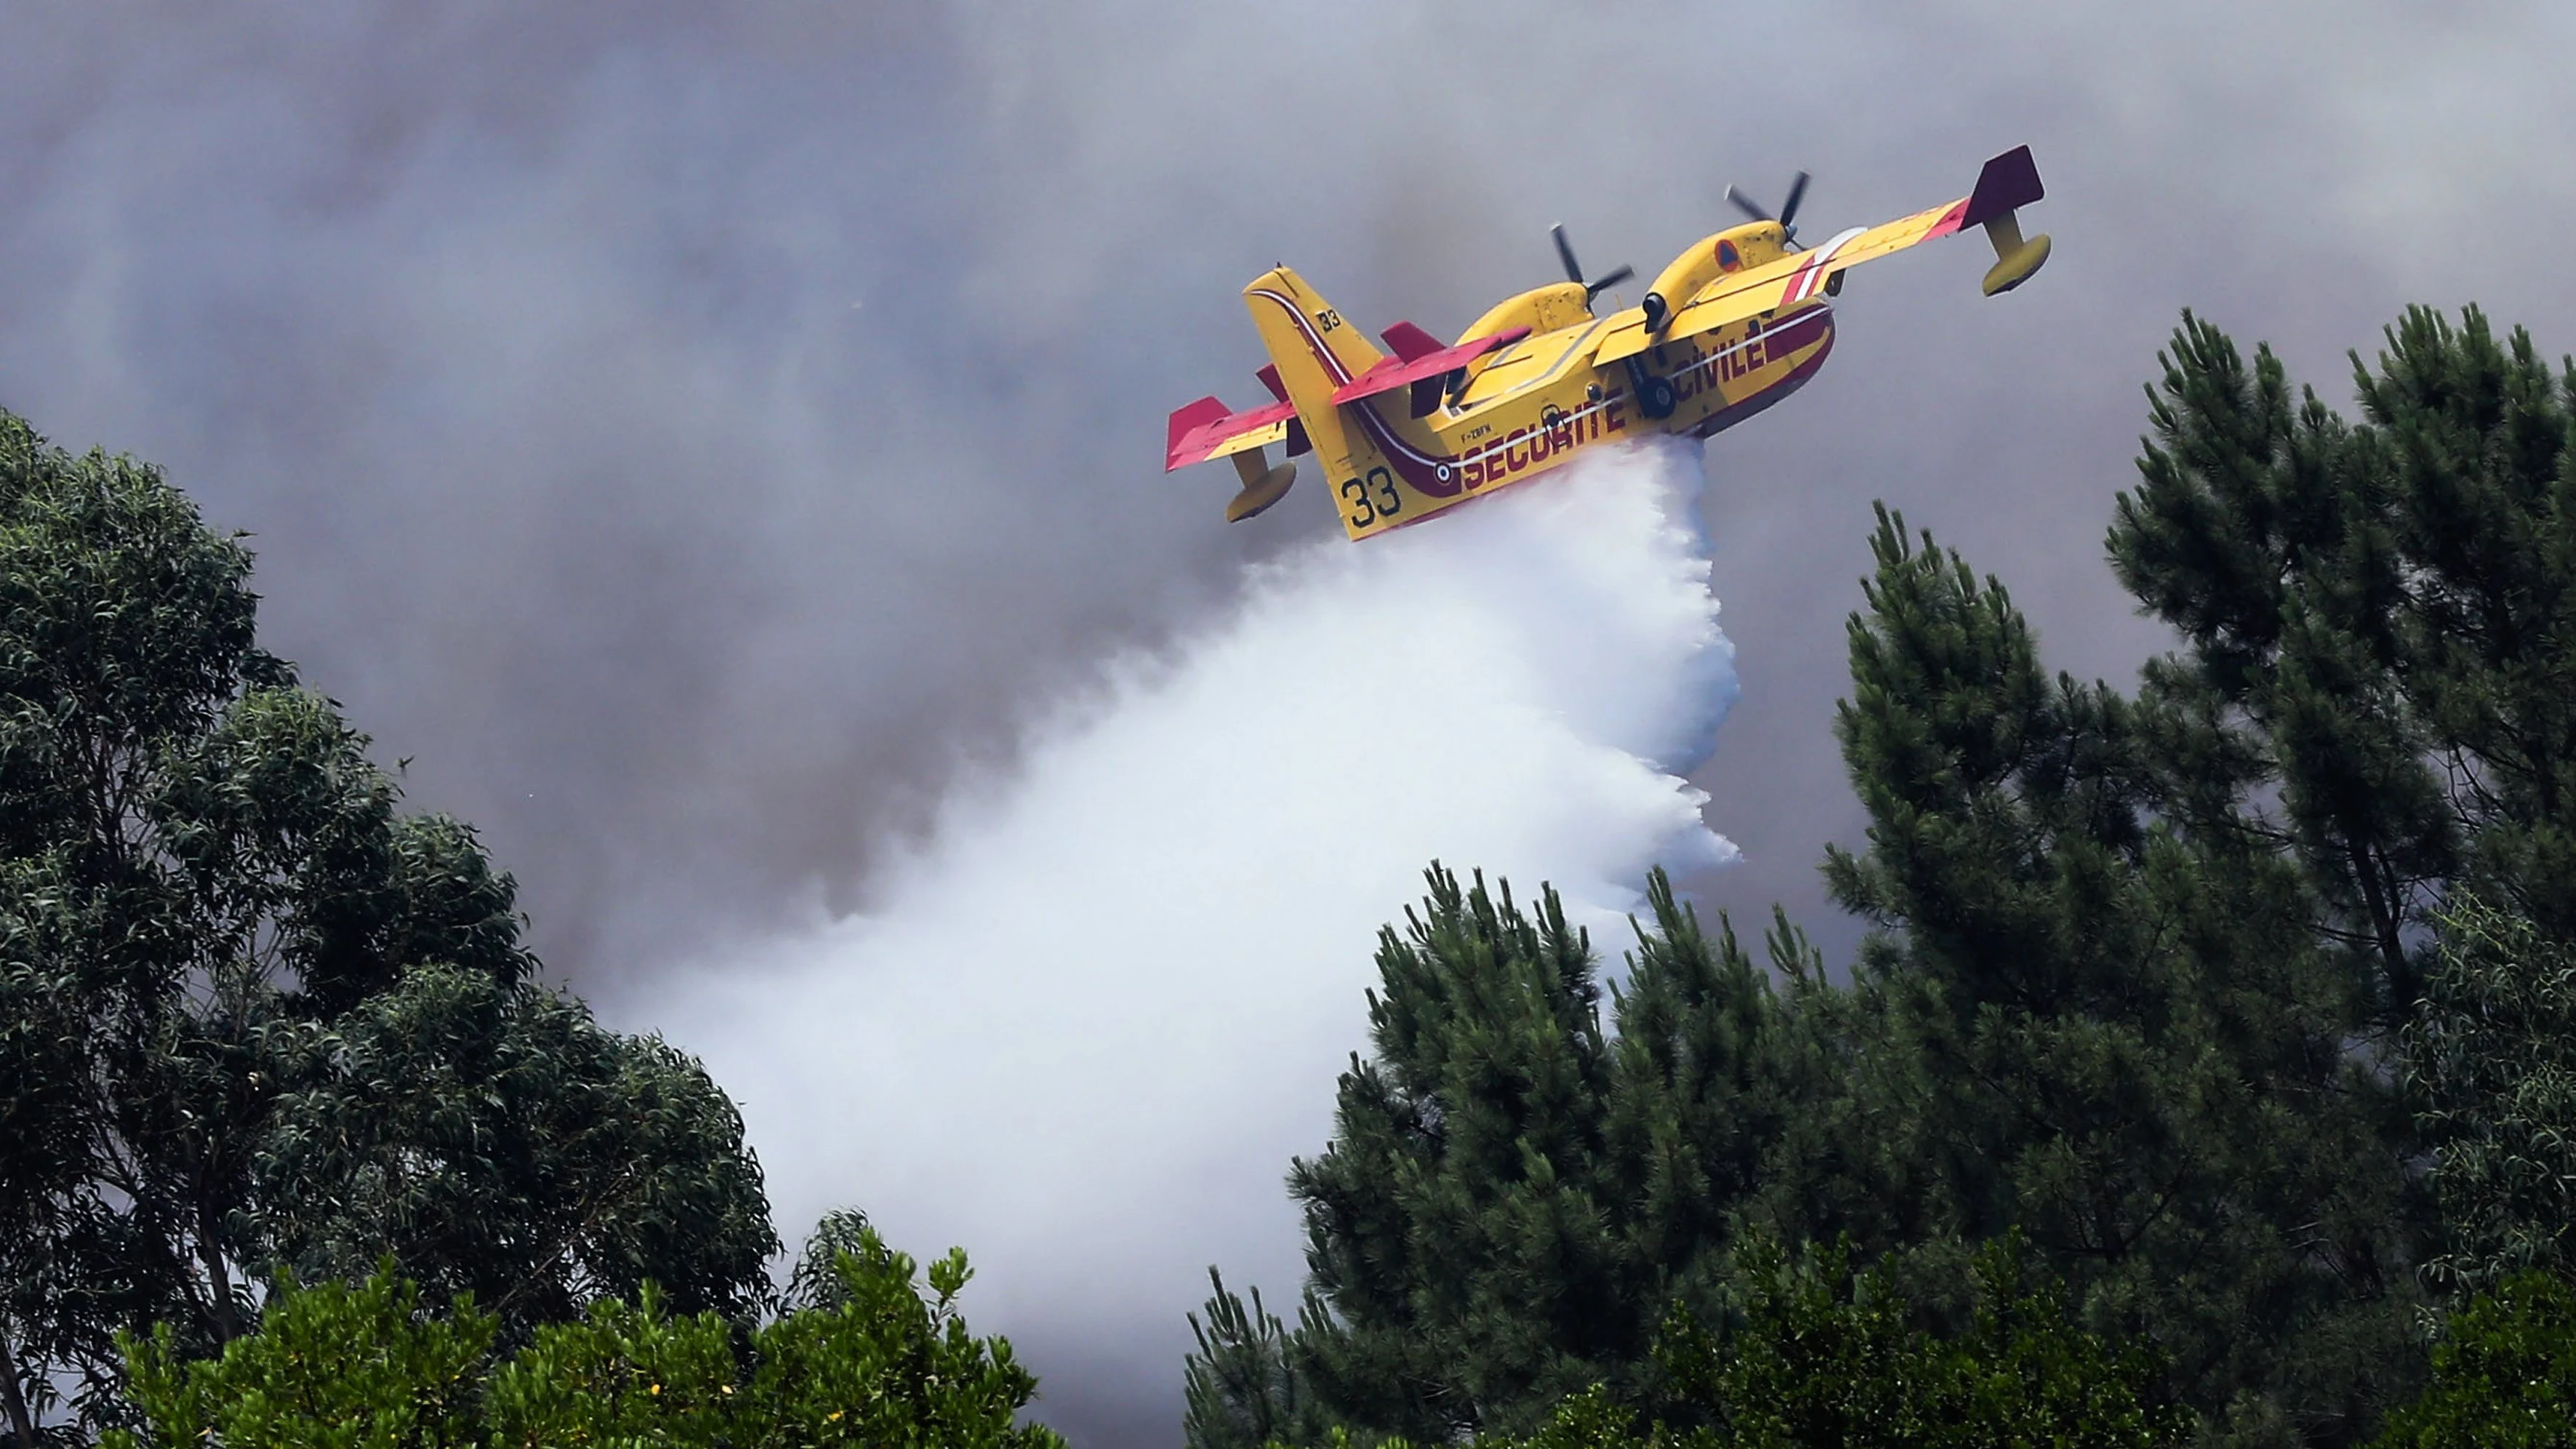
[1725,171,1812,247]
[1550,224,1634,302]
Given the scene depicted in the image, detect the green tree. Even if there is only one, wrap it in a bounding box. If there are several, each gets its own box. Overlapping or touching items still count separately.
[1485,1238,2187,1449]
[0,409,775,1434]
[785,1207,880,1313]
[1821,505,2416,1440]
[2404,894,2576,1294]
[2369,1271,2576,1448]
[256,963,777,1333]
[739,1226,1065,1449]
[105,1231,1068,1449]
[483,1285,745,1449]
[1187,1268,1330,1449]
[105,1269,494,1449]
[0,881,104,1445]
[1248,867,1805,1444]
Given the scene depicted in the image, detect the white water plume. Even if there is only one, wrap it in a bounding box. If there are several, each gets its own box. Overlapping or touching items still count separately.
[651,436,1738,1427]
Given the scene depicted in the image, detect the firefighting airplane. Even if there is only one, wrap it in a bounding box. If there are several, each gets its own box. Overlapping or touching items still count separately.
[1165,145,2050,540]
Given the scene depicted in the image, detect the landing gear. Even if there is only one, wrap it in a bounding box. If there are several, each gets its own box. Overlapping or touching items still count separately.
[1624,356,1677,421]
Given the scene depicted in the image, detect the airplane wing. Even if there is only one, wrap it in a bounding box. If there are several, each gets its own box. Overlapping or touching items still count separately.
[1165,395,1299,471]
[1594,145,2043,368]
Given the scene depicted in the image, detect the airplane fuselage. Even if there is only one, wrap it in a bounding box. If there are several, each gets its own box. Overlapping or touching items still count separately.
[1309,296,1834,539]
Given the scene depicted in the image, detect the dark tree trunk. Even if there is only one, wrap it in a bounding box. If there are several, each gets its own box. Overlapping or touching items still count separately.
[0,1329,38,1449]
[196,1203,241,1344]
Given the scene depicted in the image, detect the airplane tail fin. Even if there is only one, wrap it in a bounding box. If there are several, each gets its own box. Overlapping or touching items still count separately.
[1241,268,1390,483]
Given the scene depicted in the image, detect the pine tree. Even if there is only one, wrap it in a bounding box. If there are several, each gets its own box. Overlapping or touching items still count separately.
[1600,881,1815,1309]
[1285,865,1622,1442]
[1184,1269,1328,1449]
[1222,866,1805,1445]
[2108,314,2446,1008]
[2110,306,2576,1007]
[1823,505,2417,1440]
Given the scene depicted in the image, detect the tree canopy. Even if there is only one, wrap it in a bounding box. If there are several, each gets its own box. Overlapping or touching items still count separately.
[1272,867,1813,1442]
[0,410,777,1440]
[101,1223,1064,1449]
[1195,305,2576,1448]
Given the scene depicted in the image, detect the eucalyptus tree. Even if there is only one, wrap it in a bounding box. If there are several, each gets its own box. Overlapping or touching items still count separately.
[0,411,775,1435]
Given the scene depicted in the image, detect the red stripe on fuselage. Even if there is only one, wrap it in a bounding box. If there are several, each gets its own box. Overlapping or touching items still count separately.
[1250,288,1465,498]
[1685,320,1836,438]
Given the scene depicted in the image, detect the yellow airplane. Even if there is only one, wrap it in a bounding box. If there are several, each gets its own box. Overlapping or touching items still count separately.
[1165,145,2050,539]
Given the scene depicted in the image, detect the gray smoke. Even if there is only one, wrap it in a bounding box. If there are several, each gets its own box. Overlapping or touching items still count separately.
[7,4,2575,1442]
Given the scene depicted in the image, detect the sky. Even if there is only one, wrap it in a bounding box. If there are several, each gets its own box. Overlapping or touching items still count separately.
[7,4,2576,1442]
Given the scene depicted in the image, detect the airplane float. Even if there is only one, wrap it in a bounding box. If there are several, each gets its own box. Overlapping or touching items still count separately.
[1165,145,2050,540]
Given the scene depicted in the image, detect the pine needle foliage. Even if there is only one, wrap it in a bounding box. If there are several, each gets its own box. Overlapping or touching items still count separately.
[1821,505,2417,1438]
[1216,864,1811,1443]
[1188,1269,1328,1449]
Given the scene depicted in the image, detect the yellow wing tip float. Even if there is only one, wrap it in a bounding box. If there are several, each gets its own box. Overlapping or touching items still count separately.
[1224,451,1298,521]
[1168,144,2052,539]
[1959,144,2052,295]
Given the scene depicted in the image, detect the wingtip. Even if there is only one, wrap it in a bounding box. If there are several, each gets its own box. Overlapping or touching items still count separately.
[1165,396,1231,470]
[1962,145,2045,229]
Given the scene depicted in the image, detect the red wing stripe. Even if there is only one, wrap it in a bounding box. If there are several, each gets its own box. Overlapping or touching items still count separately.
[1788,228,1865,303]
[1329,328,1530,405]
[1165,396,1232,471]
[1166,397,1299,470]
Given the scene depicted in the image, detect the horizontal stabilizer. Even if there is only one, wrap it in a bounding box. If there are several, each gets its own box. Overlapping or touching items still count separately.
[1328,326,1530,406]
[1379,321,1445,361]
[1166,396,1299,471]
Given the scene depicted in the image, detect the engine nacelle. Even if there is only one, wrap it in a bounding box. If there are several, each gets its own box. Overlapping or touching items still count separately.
[1455,281,1592,345]
[1641,220,1789,333]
